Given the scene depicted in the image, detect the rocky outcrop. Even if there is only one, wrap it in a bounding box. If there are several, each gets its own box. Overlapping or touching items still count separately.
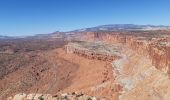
[149,39,170,75]
[9,92,108,100]
[126,37,170,76]
[65,41,121,62]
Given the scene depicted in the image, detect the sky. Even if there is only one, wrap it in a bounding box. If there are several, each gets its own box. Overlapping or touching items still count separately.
[0,0,170,36]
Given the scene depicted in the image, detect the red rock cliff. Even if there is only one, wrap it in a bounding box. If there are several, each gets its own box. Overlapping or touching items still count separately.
[82,32,170,77]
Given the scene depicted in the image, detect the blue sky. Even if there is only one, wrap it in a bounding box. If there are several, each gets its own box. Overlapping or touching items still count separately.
[0,0,170,36]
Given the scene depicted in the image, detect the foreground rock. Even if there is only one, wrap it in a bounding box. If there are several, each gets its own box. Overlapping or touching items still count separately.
[9,92,109,100]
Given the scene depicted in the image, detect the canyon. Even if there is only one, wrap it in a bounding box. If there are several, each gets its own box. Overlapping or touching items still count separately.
[65,31,170,100]
[0,30,170,100]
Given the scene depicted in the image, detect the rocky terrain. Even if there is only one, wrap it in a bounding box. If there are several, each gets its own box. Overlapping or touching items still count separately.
[81,30,170,100]
[9,92,108,100]
[0,29,170,100]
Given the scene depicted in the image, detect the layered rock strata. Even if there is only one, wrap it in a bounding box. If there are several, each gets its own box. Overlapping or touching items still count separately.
[65,41,121,62]
[82,32,170,77]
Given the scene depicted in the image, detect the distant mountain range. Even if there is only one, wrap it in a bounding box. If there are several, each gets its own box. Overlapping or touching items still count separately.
[0,35,25,39]
[1,24,170,38]
[72,24,170,32]
[0,35,12,39]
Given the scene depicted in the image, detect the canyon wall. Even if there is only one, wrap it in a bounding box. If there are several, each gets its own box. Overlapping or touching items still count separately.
[82,32,170,77]
[65,42,120,62]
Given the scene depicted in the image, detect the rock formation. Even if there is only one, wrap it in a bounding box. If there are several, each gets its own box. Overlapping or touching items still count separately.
[8,92,108,100]
[82,31,170,77]
[65,41,121,62]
